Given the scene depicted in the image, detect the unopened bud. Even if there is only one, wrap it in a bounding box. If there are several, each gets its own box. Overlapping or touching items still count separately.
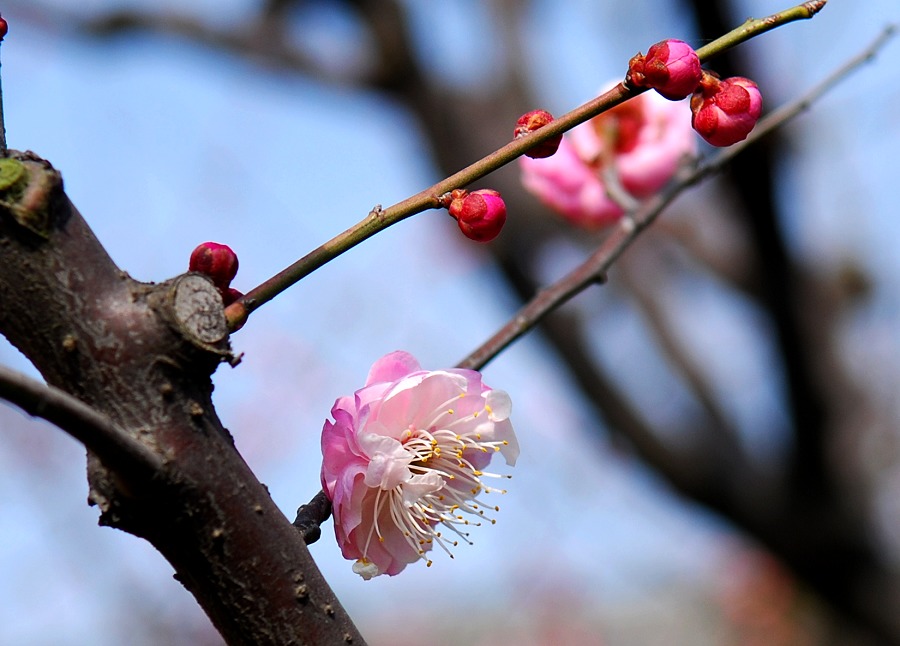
[627,39,702,101]
[189,242,239,289]
[223,287,243,307]
[514,110,562,159]
[0,15,8,42]
[690,73,762,147]
[447,189,507,243]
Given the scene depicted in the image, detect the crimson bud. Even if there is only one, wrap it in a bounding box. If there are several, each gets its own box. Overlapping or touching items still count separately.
[189,242,239,289]
[448,188,507,243]
[690,73,763,147]
[514,109,562,159]
[627,39,702,101]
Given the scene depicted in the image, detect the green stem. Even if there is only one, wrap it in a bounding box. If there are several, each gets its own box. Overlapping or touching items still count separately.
[694,0,827,61]
[224,0,828,331]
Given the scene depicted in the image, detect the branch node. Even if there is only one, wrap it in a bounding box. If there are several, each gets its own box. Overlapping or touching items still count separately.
[293,490,332,544]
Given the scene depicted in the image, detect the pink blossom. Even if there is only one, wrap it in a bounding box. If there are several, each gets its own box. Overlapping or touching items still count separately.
[321,351,519,579]
[627,39,702,101]
[520,87,696,228]
[690,74,763,147]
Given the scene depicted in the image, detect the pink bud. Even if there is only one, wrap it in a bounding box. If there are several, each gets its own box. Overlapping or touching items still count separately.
[448,189,507,242]
[627,39,702,101]
[189,242,239,289]
[690,73,763,147]
[514,109,562,159]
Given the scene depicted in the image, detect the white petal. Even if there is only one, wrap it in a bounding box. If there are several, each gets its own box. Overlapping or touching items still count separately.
[352,559,381,580]
[486,389,512,421]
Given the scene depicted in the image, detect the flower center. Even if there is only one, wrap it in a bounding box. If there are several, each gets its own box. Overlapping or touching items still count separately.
[361,399,512,568]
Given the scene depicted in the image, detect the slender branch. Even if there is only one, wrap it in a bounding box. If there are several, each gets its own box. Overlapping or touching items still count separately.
[0,364,163,478]
[457,25,893,371]
[224,0,827,331]
[694,0,827,62]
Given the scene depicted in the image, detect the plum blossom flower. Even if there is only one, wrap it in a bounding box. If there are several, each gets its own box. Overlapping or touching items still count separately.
[520,86,696,228]
[321,351,519,579]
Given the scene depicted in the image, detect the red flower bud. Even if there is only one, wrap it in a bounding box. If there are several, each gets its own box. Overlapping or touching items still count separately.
[189,242,239,289]
[690,73,762,147]
[448,189,507,243]
[0,15,8,42]
[514,109,562,159]
[627,39,702,101]
[223,287,243,307]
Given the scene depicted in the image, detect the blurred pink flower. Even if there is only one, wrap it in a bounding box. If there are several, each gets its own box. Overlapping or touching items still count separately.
[321,351,519,579]
[520,87,696,228]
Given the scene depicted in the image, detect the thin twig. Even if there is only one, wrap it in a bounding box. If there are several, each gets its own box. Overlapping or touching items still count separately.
[0,364,164,477]
[457,25,895,371]
[292,490,332,544]
[223,0,828,331]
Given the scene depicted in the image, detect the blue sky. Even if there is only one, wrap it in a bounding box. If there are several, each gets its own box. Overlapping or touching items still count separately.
[0,1,898,643]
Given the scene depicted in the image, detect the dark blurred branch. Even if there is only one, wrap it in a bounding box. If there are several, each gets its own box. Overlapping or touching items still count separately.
[0,363,163,479]
[617,251,739,436]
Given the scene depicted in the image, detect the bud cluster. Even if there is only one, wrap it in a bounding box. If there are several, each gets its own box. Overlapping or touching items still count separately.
[626,39,763,147]
[517,38,765,230]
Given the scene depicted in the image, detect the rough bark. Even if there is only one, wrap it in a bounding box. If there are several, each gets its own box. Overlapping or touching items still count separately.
[0,151,365,645]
